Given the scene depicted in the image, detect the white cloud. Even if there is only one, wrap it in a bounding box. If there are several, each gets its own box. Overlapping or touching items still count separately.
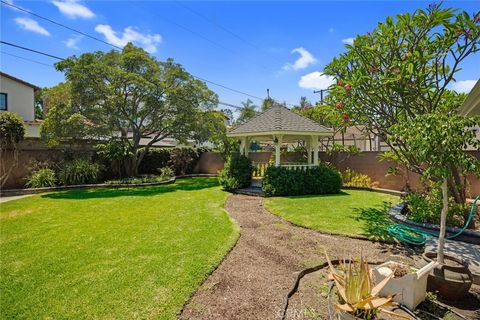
[95,24,162,53]
[51,0,95,19]
[298,71,335,90]
[63,36,82,50]
[14,17,50,36]
[342,38,354,45]
[451,80,477,93]
[283,47,317,71]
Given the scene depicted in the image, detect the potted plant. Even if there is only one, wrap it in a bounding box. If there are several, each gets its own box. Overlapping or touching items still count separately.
[372,261,436,310]
[325,254,409,320]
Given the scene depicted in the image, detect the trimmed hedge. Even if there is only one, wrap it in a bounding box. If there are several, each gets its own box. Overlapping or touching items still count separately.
[262,165,342,196]
[218,154,253,191]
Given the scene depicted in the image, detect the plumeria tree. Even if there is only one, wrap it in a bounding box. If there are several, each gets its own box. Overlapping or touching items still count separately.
[324,4,480,220]
[390,113,480,263]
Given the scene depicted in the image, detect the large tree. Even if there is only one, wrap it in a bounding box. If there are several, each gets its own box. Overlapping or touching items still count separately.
[324,4,480,208]
[41,43,221,176]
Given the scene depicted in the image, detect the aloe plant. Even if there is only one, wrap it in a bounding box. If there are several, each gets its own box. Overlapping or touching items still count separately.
[325,253,408,319]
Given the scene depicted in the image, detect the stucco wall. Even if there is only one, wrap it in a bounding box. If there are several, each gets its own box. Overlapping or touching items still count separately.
[1,139,95,189]
[0,75,35,121]
[194,151,480,196]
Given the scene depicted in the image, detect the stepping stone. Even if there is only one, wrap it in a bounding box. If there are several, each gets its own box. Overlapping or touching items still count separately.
[425,237,480,285]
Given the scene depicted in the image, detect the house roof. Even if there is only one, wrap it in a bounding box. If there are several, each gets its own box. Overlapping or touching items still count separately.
[459,79,480,116]
[0,71,40,91]
[228,105,332,136]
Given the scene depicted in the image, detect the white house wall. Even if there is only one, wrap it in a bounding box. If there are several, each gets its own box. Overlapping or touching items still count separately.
[0,75,35,121]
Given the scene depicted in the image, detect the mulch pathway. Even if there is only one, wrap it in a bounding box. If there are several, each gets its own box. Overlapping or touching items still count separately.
[180,194,415,320]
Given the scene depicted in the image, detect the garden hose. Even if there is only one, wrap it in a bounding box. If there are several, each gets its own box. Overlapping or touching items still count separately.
[387,195,479,246]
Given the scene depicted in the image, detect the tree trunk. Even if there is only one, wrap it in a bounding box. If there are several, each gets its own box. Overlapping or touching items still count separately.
[124,156,138,177]
[437,178,449,265]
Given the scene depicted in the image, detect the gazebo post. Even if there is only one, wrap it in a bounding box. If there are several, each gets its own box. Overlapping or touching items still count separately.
[274,135,283,167]
[305,137,312,164]
[239,137,246,155]
[311,136,319,165]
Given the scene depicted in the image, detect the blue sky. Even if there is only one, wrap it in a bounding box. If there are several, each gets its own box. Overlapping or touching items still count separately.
[1,0,479,112]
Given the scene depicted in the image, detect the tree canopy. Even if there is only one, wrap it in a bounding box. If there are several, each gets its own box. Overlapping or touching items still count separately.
[41,43,224,175]
[323,4,480,204]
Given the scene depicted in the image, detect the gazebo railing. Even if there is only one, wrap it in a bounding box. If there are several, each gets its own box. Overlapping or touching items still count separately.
[252,162,270,177]
[252,162,318,177]
[280,163,319,170]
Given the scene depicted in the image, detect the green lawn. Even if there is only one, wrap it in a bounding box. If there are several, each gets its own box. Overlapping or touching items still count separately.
[265,189,399,240]
[0,178,238,319]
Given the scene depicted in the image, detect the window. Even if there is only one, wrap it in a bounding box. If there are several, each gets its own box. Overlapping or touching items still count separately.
[0,93,6,111]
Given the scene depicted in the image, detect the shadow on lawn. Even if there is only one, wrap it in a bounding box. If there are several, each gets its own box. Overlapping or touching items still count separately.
[282,190,351,200]
[41,177,219,200]
[353,202,393,241]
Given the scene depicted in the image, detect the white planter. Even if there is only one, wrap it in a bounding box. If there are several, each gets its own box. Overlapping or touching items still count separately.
[372,260,436,310]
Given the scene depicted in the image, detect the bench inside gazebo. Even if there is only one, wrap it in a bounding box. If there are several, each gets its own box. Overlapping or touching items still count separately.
[227,105,332,177]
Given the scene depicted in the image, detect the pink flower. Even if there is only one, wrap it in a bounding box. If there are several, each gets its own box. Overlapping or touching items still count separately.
[344,84,352,90]
[337,80,344,87]
[342,115,350,123]
[335,101,344,109]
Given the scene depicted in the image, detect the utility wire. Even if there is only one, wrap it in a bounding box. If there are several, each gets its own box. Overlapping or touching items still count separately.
[0,41,64,60]
[176,2,260,50]
[0,51,54,68]
[1,1,297,106]
[0,43,245,110]
[0,1,269,102]
[1,0,122,50]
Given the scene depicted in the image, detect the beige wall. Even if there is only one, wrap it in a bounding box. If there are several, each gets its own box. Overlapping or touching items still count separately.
[0,75,35,121]
[1,139,95,189]
[194,151,480,196]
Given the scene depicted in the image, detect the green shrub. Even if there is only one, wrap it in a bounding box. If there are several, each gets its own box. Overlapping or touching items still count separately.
[138,148,200,175]
[59,159,101,185]
[25,169,57,188]
[262,165,342,196]
[138,148,171,174]
[158,167,174,179]
[341,168,376,188]
[405,188,465,227]
[169,148,200,175]
[0,112,26,147]
[218,154,253,191]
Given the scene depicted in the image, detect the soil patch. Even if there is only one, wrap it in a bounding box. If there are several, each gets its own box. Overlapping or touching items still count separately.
[180,194,415,320]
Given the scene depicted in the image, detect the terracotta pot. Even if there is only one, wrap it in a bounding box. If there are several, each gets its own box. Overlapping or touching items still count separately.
[419,252,473,300]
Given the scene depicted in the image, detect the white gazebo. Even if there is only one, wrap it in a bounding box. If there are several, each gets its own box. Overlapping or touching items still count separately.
[227,105,332,167]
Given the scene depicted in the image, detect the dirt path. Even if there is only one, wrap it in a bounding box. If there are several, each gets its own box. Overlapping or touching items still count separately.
[180,194,413,320]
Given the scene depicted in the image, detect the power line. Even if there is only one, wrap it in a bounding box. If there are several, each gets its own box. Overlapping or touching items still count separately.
[1,2,297,106]
[0,2,269,102]
[176,2,260,51]
[0,51,55,68]
[0,41,64,60]
[0,43,247,111]
[1,0,122,50]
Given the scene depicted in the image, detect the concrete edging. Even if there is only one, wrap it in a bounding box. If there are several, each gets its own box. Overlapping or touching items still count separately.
[0,174,218,197]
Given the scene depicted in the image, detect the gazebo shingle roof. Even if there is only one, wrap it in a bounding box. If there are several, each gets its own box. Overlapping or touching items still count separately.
[228,105,332,135]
